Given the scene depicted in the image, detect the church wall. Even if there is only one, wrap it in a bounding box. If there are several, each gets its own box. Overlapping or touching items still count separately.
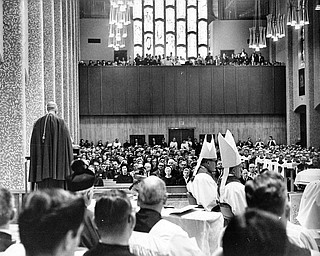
[80,114,286,146]
[210,20,269,59]
[80,18,133,62]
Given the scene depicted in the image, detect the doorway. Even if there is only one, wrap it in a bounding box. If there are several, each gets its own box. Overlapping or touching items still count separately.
[168,128,194,149]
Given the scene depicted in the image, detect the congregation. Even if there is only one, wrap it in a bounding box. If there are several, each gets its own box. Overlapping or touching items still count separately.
[78,48,284,67]
[76,136,320,188]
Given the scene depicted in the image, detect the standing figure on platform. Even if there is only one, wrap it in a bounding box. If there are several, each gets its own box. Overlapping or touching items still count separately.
[29,102,73,190]
[187,134,219,211]
[218,130,247,215]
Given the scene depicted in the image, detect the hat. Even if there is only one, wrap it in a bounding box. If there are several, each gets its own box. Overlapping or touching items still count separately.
[194,134,217,175]
[67,160,95,192]
[218,130,241,168]
[218,130,241,198]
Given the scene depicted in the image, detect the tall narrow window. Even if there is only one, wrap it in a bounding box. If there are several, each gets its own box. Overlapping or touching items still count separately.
[133,0,208,59]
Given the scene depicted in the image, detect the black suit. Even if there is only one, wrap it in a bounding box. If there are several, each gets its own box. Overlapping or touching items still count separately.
[0,231,15,252]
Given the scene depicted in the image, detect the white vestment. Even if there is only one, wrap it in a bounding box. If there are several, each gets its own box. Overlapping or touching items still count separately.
[297,180,320,229]
[221,181,247,215]
[129,219,204,256]
[187,171,218,211]
[286,220,319,251]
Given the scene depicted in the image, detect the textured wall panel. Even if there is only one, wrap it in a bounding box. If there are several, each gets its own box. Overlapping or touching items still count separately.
[27,0,45,157]
[0,0,27,190]
[62,0,70,125]
[54,0,63,116]
[68,0,74,138]
[43,0,55,102]
[80,115,287,146]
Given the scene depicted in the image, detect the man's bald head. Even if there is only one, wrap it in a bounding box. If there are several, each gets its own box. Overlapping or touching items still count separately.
[46,102,58,113]
[138,176,167,207]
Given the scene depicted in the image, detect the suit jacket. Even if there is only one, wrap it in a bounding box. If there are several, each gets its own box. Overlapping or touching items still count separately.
[0,231,15,252]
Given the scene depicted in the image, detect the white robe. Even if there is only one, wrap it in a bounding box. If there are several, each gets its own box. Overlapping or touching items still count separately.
[129,219,204,256]
[221,181,247,215]
[286,220,319,251]
[297,180,320,229]
[187,171,218,211]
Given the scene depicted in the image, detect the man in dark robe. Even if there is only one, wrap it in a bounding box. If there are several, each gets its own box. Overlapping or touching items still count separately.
[29,102,73,189]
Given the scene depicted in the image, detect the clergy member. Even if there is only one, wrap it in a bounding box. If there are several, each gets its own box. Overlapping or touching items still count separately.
[187,134,219,211]
[29,101,73,189]
[218,130,247,215]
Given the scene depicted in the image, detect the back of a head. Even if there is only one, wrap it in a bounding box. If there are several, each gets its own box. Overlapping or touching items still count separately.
[138,176,166,206]
[67,159,95,192]
[46,101,57,112]
[245,171,287,216]
[0,187,14,227]
[18,189,85,256]
[223,209,287,256]
[95,189,132,236]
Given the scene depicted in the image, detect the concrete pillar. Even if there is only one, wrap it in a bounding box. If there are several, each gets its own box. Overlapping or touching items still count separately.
[54,0,63,115]
[286,26,300,145]
[43,0,55,102]
[27,0,45,155]
[0,0,28,190]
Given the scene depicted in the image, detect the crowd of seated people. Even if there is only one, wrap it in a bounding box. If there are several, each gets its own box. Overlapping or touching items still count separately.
[79,48,285,67]
[76,136,320,190]
[1,169,319,255]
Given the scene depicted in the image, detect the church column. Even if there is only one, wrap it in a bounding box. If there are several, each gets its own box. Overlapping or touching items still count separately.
[27,0,45,155]
[0,0,28,190]
[306,4,320,147]
[43,0,55,102]
[62,0,70,128]
[286,26,300,145]
[74,0,80,143]
[68,0,75,140]
[54,0,63,115]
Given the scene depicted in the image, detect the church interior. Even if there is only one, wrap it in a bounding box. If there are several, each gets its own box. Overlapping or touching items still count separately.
[0,0,320,254]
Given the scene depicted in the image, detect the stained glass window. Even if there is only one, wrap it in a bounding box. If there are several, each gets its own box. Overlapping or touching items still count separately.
[133,0,142,19]
[187,0,197,7]
[198,21,207,45]
[177,21,186,45]
[133,20,143,45]
[177,1,186,19]
[144,7,153,32]
[177,46,187,59]
[165,0,175,6]
[155,46,164,57]
[166,34,175,55]
[198,0,207,19]
[155,0,164,19]
[144,34,153,55]
[187,8,197,32]
[188,34,197,58]
[155,21,165,45]
[144,0,153,6]
[133,0,208,59]
[166,8,175,32]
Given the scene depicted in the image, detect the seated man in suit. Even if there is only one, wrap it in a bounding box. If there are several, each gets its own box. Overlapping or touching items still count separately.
[130,176,204,256]
[18,189,85,256]
[84,190,136,256]
[0,187,16,252]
